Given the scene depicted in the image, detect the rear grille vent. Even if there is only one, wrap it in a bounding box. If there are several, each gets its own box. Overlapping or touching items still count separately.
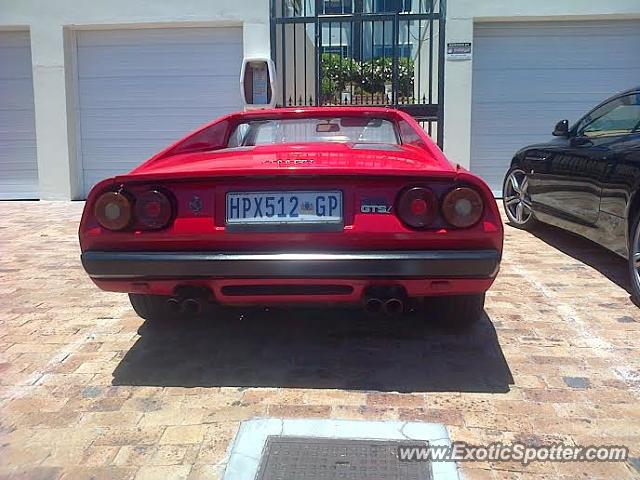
[221,285,353,296]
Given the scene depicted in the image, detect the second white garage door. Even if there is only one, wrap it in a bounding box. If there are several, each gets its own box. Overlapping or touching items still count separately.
[0,31,38,199]
[77,27,243,197]
[470,21,640,195]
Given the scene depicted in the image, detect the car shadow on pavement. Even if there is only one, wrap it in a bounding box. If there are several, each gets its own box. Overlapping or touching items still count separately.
[528,223,632,296]
[112,307,513,393]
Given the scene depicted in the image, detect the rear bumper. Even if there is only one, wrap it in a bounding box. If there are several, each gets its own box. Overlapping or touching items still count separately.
[81,250,501,280]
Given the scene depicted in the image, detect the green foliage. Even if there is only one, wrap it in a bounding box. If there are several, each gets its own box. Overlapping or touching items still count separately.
[320,53,415,99]
[397,57,414,97]
[320,53,358,96]
[357,57,392,94]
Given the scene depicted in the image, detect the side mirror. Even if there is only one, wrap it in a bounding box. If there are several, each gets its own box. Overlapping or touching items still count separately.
[552,119,569,137]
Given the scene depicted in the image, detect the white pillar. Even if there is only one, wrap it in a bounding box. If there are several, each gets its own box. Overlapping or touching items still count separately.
[30,25,78,200]
[243,21,271,58]
[442,17,473,170]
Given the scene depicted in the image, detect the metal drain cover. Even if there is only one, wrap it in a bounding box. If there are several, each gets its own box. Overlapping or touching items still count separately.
[256,436,433,480]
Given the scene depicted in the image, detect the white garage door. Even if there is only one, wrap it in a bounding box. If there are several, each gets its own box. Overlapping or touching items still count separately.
[470,21,640,196]
[0,31,38,199]
[77,27,243,197]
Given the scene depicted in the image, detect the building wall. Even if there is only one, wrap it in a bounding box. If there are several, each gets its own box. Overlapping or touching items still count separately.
[2,0,640,199]
[0,0,270,199]
[443,0,640,171]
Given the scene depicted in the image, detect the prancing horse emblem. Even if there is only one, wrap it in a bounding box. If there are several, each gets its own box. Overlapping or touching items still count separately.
[189,195,203,214]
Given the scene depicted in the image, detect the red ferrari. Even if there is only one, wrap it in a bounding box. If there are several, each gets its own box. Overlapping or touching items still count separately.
[79,107,502,328]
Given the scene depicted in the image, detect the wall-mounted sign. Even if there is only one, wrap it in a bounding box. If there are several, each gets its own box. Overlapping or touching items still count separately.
[446,42,472,61]
[240,58,277,109]
[251,64,269,105]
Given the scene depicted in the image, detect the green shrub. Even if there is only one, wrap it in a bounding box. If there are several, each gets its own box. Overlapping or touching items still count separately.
[357,57,392,94]
[320,53,358,97]
[397,57,414,98]
[320,53,415,99]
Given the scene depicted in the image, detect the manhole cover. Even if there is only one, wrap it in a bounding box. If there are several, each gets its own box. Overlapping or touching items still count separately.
[256,436,433,480]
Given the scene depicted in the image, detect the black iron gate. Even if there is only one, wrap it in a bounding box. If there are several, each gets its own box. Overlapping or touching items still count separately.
[270,0,446,147]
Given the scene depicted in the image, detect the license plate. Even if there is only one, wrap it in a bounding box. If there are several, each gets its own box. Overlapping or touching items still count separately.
[226,191,343,225]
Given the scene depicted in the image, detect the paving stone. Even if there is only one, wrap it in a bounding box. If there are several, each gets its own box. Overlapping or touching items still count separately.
[187,464,225,480]
[137,408,206,427]
[398,407,465,426]
[159,425,205,445]
[148,444,190,465]
[0,467,63,480]
[266,404,332,418]
[112,445,158,466]
[80,445,120,467]
[135,465,191,480]
[59,467,137,480]
[134,465,191,480]
[562,376,591,389]
[1,201,640,480]
[331,404,399,420]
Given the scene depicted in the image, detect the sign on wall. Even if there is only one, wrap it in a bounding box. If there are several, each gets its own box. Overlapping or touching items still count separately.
[446,42,472,61]
[240,58,277,109]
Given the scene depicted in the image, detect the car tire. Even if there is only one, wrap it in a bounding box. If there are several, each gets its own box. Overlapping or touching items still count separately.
[427,294,485,330]
[502,166,537,230]
[128,294,174,322]
[628,212,640,304]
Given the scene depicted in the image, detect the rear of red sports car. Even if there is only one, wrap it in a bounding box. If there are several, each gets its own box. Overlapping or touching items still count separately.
[79,107,502,327]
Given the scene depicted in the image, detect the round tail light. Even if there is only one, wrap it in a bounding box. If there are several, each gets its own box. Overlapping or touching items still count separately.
[94,191,132,231]
[442,187,484,228]
[134,190,173,229]
[396,187,438,228]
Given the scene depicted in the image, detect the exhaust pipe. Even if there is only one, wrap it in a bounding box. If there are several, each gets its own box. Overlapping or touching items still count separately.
[166,297,181,313]
[383,298,404,317]
[182,298,202,315]
[363,297,384,314]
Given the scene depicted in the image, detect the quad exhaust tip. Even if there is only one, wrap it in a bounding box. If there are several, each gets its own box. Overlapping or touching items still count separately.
[166,294,205,316]
[363,286,406,317]
[363,297,384,314]
[166,297,181,313]
[383,298,404,316]
[182,298,202,315]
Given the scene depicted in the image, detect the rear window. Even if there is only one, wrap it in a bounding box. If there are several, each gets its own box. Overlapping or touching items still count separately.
[226,117,399,147]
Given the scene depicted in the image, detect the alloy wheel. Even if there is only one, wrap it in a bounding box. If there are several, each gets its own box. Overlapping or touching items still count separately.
[503,169,533,225]
[631,219,640,296]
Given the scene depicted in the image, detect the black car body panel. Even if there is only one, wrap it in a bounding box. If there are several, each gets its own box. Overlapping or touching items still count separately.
[511,87,640,258]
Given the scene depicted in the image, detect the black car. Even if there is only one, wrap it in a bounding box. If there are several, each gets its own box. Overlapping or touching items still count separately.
[502,86,640,300]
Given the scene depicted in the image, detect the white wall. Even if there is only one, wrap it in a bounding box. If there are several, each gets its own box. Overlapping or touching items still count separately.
[443,0,640,171]
[0,0,270,199]
[2,0,640,198]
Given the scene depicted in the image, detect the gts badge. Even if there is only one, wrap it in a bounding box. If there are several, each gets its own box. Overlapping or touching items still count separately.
[360,198,392,214]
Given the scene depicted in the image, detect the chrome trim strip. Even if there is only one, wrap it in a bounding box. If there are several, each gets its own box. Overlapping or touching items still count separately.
[82,250,501,280]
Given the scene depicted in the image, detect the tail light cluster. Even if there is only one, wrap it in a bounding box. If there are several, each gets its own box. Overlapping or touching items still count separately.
[94,189,174,231]
[396,187,438,228]
[396,186,484,229]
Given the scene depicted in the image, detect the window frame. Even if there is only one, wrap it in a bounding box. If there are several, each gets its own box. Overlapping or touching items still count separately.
[225,116,402,147]
[573,92,640,139]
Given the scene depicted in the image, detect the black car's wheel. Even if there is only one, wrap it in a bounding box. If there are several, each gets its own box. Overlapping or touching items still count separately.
[502,167,536,229]
[427,294,485,330]
[628,212,640,303]
[129,294,175,322]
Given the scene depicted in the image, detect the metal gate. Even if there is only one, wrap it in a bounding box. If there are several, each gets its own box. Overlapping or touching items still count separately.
[270,0,446,147]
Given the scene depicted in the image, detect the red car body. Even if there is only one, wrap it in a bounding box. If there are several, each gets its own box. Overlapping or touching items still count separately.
[79,107,502,319]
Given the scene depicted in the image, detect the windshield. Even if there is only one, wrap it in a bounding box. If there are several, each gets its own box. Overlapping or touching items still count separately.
[226,117,399,147]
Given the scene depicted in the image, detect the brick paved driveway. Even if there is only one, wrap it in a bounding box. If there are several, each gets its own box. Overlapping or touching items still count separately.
[1,201,639,480]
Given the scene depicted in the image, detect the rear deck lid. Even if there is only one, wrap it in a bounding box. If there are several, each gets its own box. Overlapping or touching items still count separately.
[124,142,455,181]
